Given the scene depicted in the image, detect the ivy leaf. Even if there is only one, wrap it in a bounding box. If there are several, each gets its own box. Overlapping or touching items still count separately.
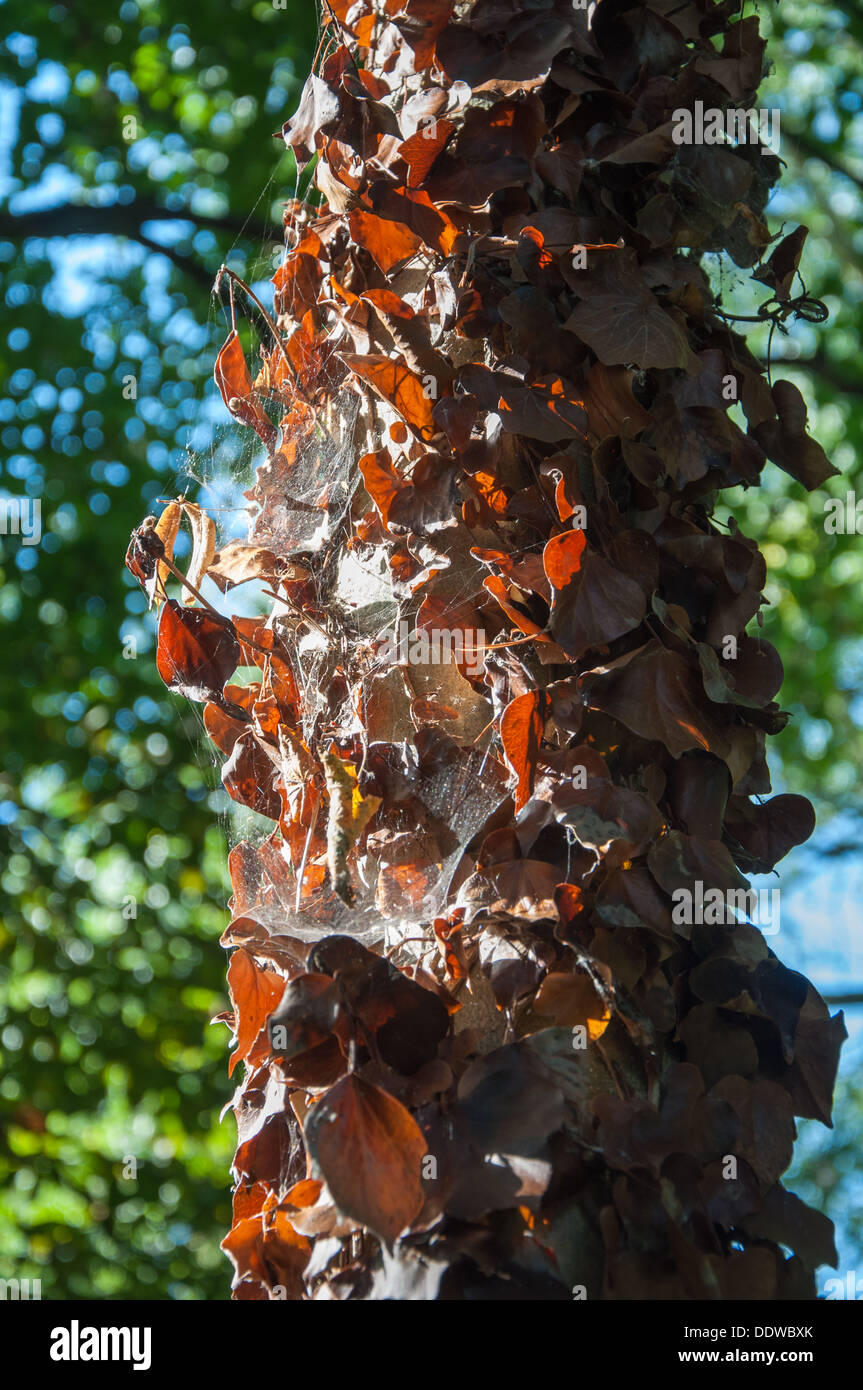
[303,1074,427,1243]
[226,949,286,1078]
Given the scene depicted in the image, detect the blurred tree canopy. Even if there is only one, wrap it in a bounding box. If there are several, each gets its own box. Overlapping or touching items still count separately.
[0,0,860,1298]
[729,2,863,828]
[0,0,318,1300]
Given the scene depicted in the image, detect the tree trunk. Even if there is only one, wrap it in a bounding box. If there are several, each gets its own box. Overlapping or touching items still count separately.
[131,0,846,1300]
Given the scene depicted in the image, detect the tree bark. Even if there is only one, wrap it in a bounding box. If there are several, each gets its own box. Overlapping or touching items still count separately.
[134,0,846,1300]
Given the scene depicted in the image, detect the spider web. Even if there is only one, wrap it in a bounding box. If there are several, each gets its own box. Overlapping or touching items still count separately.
[150,14,507,956]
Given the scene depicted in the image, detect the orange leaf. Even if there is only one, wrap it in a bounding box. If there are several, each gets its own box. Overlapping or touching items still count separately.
[227,948,286,1077]
[272,233,322,319]
[534,970,611,1040]
[221,1215,266,1285]
[361,287,416,320]
[284,1178,323,1210]
[221,1209,310,1297]
[555,882,586,935]
[328,0,376,46]
[214,329,254,407]
[341,353,437,441]
[500,689,550,812]
[466,469,510,519]
[543,528,587,590]
[482,574,547,639]
[383,0,453,69]
[398,119,456,188]
[349,209,422,272]
[214,330,278,448]
[376,859,440,914]
[232,1181,270,1225]
[359,447,405,529]
[303,1074,427,1242]
[370,185,459,256]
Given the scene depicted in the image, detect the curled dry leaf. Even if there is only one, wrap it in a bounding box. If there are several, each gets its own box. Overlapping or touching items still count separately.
[206,540,282,592]
[153,498,182,605]
[181,501,217,606]
[214,329,278,449]
[322,753,382,906]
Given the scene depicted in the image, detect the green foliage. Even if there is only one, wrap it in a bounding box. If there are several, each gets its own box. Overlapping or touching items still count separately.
[0,0,317,1300]
[724,2,863,823]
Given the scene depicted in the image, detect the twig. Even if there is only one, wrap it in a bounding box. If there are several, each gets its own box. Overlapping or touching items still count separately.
[258,587,330,641]
[295,791,321,913]
[483,629,548,652]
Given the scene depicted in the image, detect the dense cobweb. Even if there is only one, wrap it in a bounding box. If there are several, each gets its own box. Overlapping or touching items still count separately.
[148,21,509,955]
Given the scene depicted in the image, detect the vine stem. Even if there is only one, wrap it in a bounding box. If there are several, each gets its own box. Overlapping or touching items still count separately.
[295,790,322,914]
[483,629,548,651]
[258,587,329,641]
